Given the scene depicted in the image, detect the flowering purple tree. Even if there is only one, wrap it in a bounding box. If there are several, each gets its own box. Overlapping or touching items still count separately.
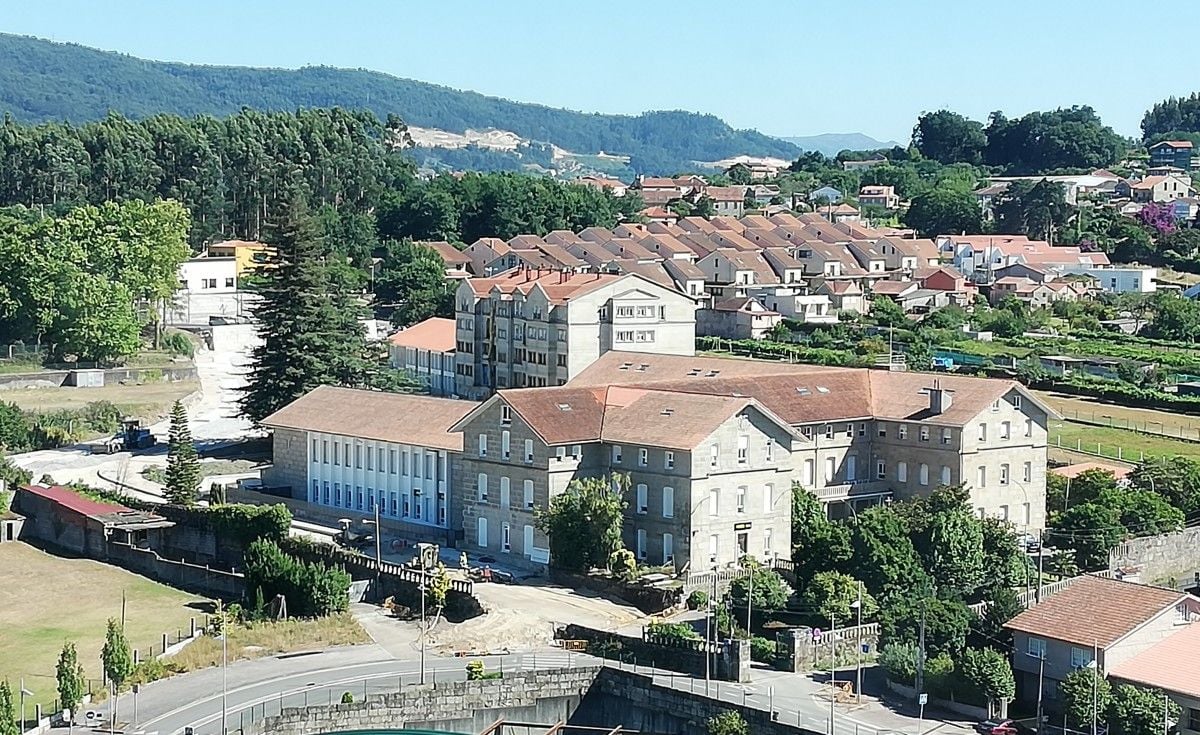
[1136,202,1177,236]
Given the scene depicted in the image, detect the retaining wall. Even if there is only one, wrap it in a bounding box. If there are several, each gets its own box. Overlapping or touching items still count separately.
[1109,526,1200,586]
[0,364,198,391]
[556,623,749,682]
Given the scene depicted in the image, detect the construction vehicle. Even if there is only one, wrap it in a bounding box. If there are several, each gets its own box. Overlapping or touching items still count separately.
[118,417,157,451]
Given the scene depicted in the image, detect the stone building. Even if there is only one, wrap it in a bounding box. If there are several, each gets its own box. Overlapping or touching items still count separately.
[452,269,696,400]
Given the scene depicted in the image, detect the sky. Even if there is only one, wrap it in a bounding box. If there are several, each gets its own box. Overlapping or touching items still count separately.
[4,1,1192,143]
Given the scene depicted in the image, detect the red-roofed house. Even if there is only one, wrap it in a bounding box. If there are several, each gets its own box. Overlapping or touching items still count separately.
[419,241,472,279]
[388,317,458,396]
[13,484,173,558]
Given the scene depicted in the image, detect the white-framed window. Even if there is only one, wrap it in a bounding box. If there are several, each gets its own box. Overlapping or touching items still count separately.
[1012,394,1023,409]
[665,451,675,470]
[941,465,951,485]
[1025,418,1034,437]
[876,459,886,480]
[877,424,887,437]
[1000,421,1011,440]
[941,428,952,445]
[500,404,512,425]
[612,444,623,463]
[737,435,749,464]
[845,423,853,438]
[709,488,719,517]
[763,528,773,555]
[825,456,836,482]
[524,439,534,464]
[477,473,488,502]
[858,423,867,437]
[636,483,648,514]
[663,533,674,563]
[477,517,488,547]
[899,425,909,440]
[311,438,319,463]
[897,461,908,483]
[709,534,718,563]
[1023,461,1032,483]
[636,528,647,560]
[639,447,648,467]
[825,424,834,439]
[662,486,674,518]
[571,444,581,459]
[523,479,534,509]
[1070,647,1093,669]
[499,477,510,508]
[1000,463,1010,486]
[501,430,511,460]
[322,439,329,463]
[919,463,929,486]
[1028,636,1046,659]
[736,486,746,514]
[978,423,988,441]
[920,426,930,442]
[555,446,566,461]
[763,483,773,513]
[991,399,1001,412]
[502,522,511,552]
[846,453,857,481]
[803,458,815,487]
[765,438,774,462]
[977,466,987,487]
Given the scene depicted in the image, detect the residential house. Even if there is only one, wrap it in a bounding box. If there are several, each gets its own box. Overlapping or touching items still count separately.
[696,297,782,340]
[859,185,900,210]
[419,241,473,279]
[824,203,861,224]
[577,176,628,197]
[463,238,512,276]
[1124,174,1195,204]
[1149,140,1196,171]
[809,186,844,204]
[1109,620,1200,735]
[178,256,237,294]
[388,317,458,397]
[1005,575,1200,704]
[640,206,679,226]
[813,279,867,314]
[748,184,782,206]
[707,186,749,218]
[763,292,838,323]
[205,240,273,277]
[260,386,475,545]
[453,269,696,398]
[842,154,887,171]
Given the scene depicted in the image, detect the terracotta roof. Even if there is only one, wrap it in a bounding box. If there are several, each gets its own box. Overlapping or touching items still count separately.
[640,205,677,219]
[260,385,473,452]
[420,241,471,265]
[1004,575,1187,648]
[1151,140,1194,149]
[872,280,918,296]
[1050,462,1131,481]
[467,268,622,302]
[19,484,127,518]
[1109,621,1200,698]
[388,317,456,353]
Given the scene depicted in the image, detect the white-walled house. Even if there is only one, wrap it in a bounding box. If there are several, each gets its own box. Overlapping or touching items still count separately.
[178,256,237,294]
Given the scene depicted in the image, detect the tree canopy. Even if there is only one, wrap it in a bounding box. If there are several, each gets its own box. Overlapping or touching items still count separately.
[535,474,628,572]
[912,110,986,165]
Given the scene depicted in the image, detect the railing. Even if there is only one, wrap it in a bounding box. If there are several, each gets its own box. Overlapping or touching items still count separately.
[352,554,474,594]
[683,566,750,593]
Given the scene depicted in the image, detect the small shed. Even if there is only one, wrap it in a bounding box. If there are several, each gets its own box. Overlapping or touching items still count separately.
[67,369,105,388]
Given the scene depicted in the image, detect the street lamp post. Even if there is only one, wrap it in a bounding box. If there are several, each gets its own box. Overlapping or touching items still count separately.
[419,564,428,685]
[18,680,31,735]
[221,605,228,735]
[1029,649,1046,735]
[829,610,837,735]
[852,584,863,705]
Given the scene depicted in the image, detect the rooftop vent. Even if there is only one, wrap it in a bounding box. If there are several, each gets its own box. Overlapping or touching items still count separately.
[556,403,572,412]
[636,364,649,372]
[816,386,831,394]
[661,408,674,416]
[687,368,702,376]
[706,370,721,377]
[796,387,811,396]
[619,362,632,370]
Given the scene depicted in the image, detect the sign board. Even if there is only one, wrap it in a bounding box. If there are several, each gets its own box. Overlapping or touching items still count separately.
[812,628,822,641]
[861,643,870,654]
[529,547,550,564]
[733,522,752,531]
[85,711,98,721]
[918,693,928,706]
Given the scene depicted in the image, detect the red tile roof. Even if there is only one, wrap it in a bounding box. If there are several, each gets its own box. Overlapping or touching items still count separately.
[20,484,127,518]
[1109,621,1200,698]
[1005,575,1188,648]
[388,317,456,353]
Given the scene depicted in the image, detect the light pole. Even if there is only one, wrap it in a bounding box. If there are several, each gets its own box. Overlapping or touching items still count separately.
[1028,649,1046,735]
[744,557,753,636]
[419,563,428,685]
[19,680,31,735]
[851,584,863,704]
[221,604,228,735]
[829,609,837,735]
[364,501,383,595]
[1085,642,1099,735]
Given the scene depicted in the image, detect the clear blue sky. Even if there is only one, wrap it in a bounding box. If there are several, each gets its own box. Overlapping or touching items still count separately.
[5,1,1190,142]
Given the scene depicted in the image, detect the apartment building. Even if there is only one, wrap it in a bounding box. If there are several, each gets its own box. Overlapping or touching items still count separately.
[453,268,696,400]
[387,317,457,397]
[260,386,474,544]
[450,383,799,571]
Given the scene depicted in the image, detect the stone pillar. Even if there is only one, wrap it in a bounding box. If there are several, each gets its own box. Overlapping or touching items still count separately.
[723,637,751,682]
[778,627,813,673]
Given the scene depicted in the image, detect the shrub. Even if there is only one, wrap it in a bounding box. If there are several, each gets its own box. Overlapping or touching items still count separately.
[465,660,485,681]
[750,636,776,663]
[878,642,918,686]
[340,692,354,704]
[162,331,196,358]
[242,538,351,617]
[646,621,701,646]
[687,590,709,610]
[707,711,749,735]
[609,548,636,578]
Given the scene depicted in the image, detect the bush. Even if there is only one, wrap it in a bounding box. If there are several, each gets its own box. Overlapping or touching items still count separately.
[465,660,485,680]
[609,548,636,578]
[646,621,701,646]
[687,590,709,610]
[707,711,749,735]
[750,636,776,663]
[127,657,181,686]
[340,691,354,704]
[242,538,351,617]
[162,331,196,358]
[879,642,918,686]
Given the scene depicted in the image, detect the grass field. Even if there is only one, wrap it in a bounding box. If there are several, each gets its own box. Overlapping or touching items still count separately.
[1036,390,1200,437]
[1048,420,1200,462]
[0,542,208,714]
[167,614,369,671]
[3,379,199,419]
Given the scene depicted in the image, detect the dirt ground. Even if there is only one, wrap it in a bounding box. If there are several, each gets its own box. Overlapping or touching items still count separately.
[0,541,207,713]
[1035,389,1200,436]
[3,379,200,418]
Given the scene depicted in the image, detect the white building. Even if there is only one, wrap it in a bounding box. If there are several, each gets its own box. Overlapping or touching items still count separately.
[1074,266,1157,294]
[178,256,237,294]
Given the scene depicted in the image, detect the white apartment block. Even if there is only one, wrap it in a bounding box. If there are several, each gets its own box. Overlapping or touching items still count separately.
[453,268,696,400]
[178,256,237,293]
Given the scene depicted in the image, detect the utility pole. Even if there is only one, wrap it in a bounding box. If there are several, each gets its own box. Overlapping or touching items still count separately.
[1036,528,1045,603]
[829,609,837,735]
[1091,640,1099,735]
[916,597,926,702]
[221,604,228,735]
[745,560,753,635]
[1035,652,1045,735]
[419,565,427,685]
[855,582,863,705]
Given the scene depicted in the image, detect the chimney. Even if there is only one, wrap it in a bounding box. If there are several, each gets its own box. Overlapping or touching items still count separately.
[928,379,954,415]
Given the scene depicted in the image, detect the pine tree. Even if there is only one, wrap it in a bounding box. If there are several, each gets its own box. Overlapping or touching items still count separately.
[56,642,86,721]
[100,618,133,692]
[0,680,17,735]
[239,197,374,423]
[163,400,200,505]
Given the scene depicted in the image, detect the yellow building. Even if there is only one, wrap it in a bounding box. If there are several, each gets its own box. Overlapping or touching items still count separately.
[205,240,273,276]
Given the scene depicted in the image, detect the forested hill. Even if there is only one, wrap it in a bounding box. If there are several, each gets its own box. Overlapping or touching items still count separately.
[0,33,799,174]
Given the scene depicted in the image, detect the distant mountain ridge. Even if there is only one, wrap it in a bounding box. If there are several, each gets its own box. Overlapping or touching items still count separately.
[780,133,903,156]
[0,33,804,175]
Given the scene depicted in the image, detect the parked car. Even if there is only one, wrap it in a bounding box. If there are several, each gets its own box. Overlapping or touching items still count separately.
[975,719,1033,735]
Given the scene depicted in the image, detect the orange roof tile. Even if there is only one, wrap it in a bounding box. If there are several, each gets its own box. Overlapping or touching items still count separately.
[388,317,456,353]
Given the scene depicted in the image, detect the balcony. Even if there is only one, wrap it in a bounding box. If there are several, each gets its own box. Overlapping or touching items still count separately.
[815,480,891,503]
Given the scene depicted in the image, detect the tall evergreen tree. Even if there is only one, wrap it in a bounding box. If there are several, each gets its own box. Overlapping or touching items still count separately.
[163,400,200,505]
[56,642,86,723]
[239,197,373,423]
[100,618,133,692]
[0,680,16,735]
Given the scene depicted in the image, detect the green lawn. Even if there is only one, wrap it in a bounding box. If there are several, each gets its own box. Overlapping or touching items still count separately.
[1048,420,1200,462]
[0,542,208,717]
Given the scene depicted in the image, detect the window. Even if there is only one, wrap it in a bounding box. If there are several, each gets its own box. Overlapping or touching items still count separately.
[322,482,330,504]
[501,430,511,460]
[709,488,719,517]
[665,451,675,470]
[201,278,216,289]
[500,405,512,425]
[616,330,634,342]
[477,473,488,502]
[355,444,362,469]
[763,528,773,555]
[1187,709,1200,734]
[878,425,887,437]
[920,426,930,442]
[224,277,235,288]
[636,483,648,514]
[334,482,341,506]
[846,454,857,481]
[858,423,866,437]
[523,479,534,509]
[1023,462,1032,483]
[499,477,510,508]
[977,466,987,487]
[876,459,886,480]
[825,456,835,483]
[845,424,853,438]
[389,449,397,474]
[636,528,647,560]
[658,486,674,518]
[402,450,409,475]
[825,424,834,439]
[709,534,719,563]
[999,505,1009,521]
[1012,394,1022,410]
[978,423,987,441]
[310,479,319,502]
[524,439,534,464]
[1000,421,1011,440]
[639,447,648,467]
[502,523,511,552]
[612,445,623,463]
[803,459,815,487]
[765,438,774,462]
[737,435,749,464]
[1000,463,1010,486]
[991,399,1001,412]
[710,444,719,469]
[1027,637,1046,659]
[736,486,746,514]
[941,428,952,445]
[571,444,581,459]
[899,425,909,440]
[1023,503,1031,526]
[356,487,363,510]
[333,442,340,465]
[311,438,319,463]
[897,461,908,483]
[801,426,814,440]
[663,533,674,563]
[366,448,374,471]
[1025,419,1033,437]
[322,439,328,463]
[941,465,951,485]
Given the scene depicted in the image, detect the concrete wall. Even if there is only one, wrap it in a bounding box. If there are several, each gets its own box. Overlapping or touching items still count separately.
[105,540,244,598]
[0,364,198,391]
[249,666,601,735]
[557,624,749,682]
[1110,527,1200,586]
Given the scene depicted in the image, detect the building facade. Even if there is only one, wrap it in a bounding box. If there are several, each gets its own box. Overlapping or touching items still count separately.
[388,317,458,397]
[453,269,696,400]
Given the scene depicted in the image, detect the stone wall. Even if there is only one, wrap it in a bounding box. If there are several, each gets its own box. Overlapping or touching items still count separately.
[1110,526,1200,585]
[105,541,244,598]
[556,624,749,682]
[249,666,601,735]
[0,364,198,391]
